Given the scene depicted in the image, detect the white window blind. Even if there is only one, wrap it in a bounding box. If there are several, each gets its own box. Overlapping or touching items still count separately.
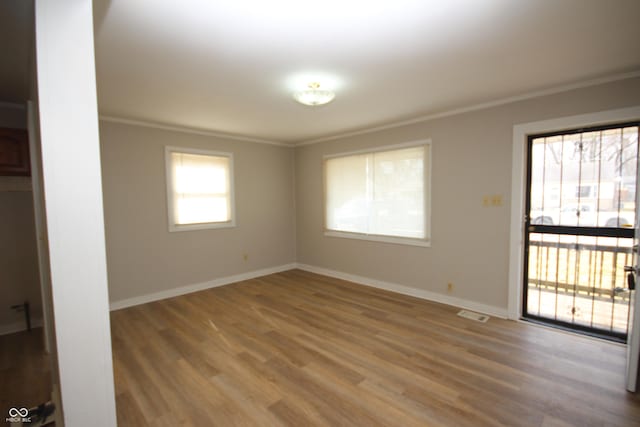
[325,144,428,242]
[166,147,235,231]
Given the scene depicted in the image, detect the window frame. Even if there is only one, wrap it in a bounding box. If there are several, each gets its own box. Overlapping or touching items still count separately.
[323,139,432,247]
[165,146,236,232]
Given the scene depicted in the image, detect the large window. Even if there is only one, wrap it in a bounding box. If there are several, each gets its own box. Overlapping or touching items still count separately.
[165,146,235,232]
[324,141,431,246]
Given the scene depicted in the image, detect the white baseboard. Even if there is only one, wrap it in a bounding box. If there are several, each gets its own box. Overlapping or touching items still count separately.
[0,263,507,334]
[109,263,297,311]
[295,263,508,319]
[107,261,508,319]
[0,317,44,336]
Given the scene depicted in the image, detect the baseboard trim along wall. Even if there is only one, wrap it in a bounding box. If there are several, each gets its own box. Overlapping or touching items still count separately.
[109,263,298,311]
[0,317,44,336]
[108,262,508,318]
[296,263,509,319]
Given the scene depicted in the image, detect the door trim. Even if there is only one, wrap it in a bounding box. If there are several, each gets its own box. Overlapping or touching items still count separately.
[508,106,640,320]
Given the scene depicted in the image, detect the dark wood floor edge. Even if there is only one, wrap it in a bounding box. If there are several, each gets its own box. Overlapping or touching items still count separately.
[0,318,46,337]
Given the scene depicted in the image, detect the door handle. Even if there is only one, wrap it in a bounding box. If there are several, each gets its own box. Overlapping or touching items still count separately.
[624,266,636,291]
[628,273,636,291]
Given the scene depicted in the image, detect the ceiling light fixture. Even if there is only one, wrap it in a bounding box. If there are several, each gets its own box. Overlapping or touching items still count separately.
[293,82,335,106]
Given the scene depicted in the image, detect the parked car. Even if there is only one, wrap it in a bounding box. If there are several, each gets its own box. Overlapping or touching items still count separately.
[530,203,634,227]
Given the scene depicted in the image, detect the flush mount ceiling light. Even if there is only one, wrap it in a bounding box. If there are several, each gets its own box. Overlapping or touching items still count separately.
[293,82,335,106]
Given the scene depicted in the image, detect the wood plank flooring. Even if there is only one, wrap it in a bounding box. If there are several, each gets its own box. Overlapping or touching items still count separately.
[110,269,640,426]
[0,328,52,419]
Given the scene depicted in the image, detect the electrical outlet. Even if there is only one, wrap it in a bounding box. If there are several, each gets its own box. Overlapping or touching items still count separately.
[482,196,491,207]
[491,195,503,207]
[447,282,454,293]
[243,253,249,262]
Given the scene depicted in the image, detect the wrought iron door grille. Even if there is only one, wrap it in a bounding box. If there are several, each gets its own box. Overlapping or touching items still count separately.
[524,123,639,341]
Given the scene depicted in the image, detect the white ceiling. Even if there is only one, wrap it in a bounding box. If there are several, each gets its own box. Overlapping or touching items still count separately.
[3,1,640,144]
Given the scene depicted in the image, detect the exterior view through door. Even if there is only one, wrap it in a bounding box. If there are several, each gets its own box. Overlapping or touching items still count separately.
[524,123,640,341]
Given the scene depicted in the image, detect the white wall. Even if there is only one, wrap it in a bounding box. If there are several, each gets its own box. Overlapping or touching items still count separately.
[0,191,41,332]
[100,121,296,307]
[0,103,25,128]
[295,76,640,316]
[35,0,116,424]
[0,103,42,334]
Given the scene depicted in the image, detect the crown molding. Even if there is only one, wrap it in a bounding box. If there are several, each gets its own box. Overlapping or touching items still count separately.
[99,115,292,147]
[295,70,640,146]
[97,70,640,148]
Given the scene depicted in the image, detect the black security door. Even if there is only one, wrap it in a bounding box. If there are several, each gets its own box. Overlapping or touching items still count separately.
[523,123,639,341]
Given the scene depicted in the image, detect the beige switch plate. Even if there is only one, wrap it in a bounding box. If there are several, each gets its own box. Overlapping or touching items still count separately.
[483,194,503,207]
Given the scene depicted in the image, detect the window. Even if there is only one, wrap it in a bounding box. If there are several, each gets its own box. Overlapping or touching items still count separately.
[324,141,430,247]
[165,146,235,232]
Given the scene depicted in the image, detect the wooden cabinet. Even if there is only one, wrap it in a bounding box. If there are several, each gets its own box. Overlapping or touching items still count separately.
[0,127,30,176]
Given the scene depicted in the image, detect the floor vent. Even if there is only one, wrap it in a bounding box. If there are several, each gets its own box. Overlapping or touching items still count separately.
[457,310,489,323]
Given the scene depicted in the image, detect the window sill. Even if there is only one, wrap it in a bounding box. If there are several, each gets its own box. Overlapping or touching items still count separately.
[324,230,431,247]
[169,221,236,232]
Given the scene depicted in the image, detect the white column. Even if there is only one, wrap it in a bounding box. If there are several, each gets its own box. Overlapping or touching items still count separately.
[34,0,117,425]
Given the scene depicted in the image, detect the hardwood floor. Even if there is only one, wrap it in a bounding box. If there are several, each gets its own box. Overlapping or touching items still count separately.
[110,269,640,426]
[0,328,52,419]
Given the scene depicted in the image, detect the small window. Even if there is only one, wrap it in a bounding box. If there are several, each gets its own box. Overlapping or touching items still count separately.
[324,141,431,247]
[165,146,235,232]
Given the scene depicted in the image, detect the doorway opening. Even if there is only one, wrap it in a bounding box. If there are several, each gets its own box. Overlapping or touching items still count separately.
[523,122,639,341]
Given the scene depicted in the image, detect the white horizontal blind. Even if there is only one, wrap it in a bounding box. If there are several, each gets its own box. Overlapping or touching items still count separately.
[170,151,231,225]
[325,153,369,234]
[325,145,426,239]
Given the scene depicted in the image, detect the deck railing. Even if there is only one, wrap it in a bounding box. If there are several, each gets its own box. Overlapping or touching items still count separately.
[527,237,632,334]
[528,239,632,300]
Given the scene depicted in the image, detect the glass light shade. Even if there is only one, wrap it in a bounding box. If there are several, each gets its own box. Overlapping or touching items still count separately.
[293,83,335,106]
